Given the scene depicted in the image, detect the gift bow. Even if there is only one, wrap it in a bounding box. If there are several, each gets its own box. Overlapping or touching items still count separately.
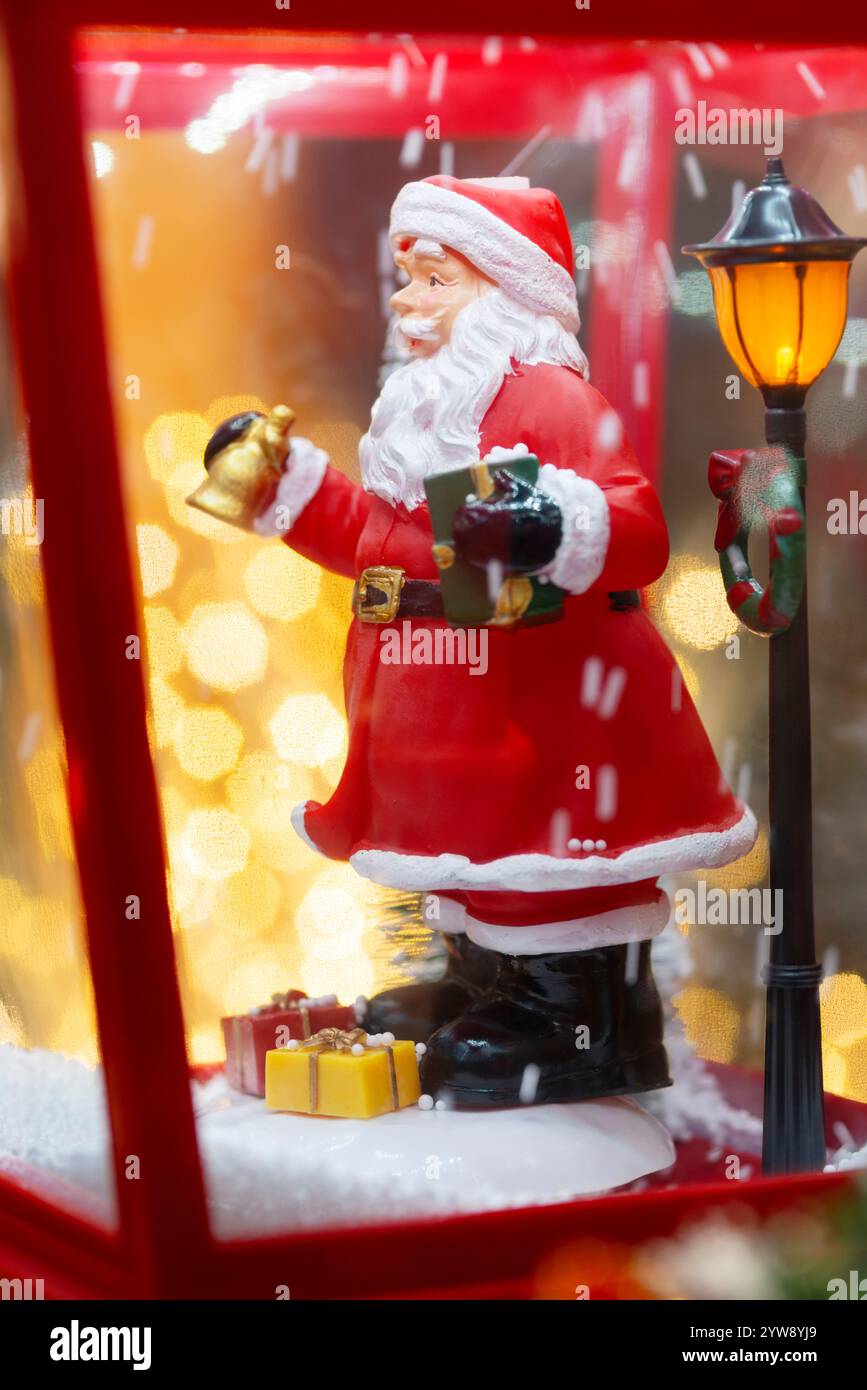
[300,1027,399,1112]
[305,1026,366,1051]
[258,992,340,1042]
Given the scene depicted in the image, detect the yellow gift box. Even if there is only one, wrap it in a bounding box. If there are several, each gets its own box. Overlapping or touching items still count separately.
[265,1027,421,1119]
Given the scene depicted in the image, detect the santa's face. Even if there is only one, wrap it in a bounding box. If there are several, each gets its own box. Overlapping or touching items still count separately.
[390,237,494,356]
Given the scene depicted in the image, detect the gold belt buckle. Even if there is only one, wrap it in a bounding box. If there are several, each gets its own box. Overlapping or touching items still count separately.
[355,565,405,623]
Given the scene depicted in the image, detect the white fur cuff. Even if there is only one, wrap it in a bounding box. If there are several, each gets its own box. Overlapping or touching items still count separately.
[253,436,329,538]
[426,894,468,934]
[464,895,670,955]
[537,463,610,595]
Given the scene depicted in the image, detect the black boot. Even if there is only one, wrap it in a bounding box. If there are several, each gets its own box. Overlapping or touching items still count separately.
[362,933,499,1044]
[419,941,671,1108]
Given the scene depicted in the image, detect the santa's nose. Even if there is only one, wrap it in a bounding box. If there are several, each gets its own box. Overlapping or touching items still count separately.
[389,282,420,315]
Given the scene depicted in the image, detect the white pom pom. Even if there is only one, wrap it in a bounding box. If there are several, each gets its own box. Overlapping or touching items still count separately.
[381,1031,395,1044]
[415,1042,427,1056]
[418,1094,435,1111]
[351,1043,364,1056]
[285,1039,299,1051]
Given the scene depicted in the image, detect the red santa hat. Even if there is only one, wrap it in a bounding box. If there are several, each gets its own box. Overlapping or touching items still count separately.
[389,175,580,333]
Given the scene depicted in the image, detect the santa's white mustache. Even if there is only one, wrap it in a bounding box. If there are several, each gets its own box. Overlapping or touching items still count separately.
[395,313,441,343]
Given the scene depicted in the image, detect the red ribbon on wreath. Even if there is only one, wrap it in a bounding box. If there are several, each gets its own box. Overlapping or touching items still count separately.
[707,447,806,637]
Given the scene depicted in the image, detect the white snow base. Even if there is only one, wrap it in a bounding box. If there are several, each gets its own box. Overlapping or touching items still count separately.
[195,1079,674,1236]
[0,1045,673,1238]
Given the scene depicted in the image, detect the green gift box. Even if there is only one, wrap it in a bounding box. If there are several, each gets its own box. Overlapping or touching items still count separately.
[424,453,565,628]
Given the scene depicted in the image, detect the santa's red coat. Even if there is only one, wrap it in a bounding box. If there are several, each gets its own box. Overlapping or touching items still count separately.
[283,362,756,895]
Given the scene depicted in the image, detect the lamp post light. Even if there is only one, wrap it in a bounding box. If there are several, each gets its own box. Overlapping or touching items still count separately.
[684,157,866,1176]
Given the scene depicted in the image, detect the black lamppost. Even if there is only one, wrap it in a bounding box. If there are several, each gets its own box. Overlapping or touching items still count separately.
[684,157,865,1175]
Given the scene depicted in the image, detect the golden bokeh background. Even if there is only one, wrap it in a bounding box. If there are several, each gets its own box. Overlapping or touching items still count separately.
[86,129,413,1064]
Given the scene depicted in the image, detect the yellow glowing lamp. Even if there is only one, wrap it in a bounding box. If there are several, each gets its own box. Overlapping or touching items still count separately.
[684,157,865,404]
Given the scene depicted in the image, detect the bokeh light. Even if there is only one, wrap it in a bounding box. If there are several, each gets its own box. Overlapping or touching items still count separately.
[296,872,369,959]
[0,515,45,607]
[143,411,210,485]
[136,523,179,597]
[180,808,251,881]
[173,706,244,781]
[820,972,867,1049]
[656,555,740,651]
[294,866,383,1001]
[225,750,307,832]
[91,139,114,178]
[149,675,185,748]
[673,986,740,1063]
[269,692,348,768]
[144,603,184,675]
[183,601,269,690]
[243,545,321,622]
[704,828,770,892]
[210,861,283,937]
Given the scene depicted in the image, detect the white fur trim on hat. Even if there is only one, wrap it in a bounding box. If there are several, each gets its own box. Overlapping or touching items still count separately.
[537,463,610,595]
[464,894,670,955]
[390,181,580,332]
[345,807,758,892]
[253,437,328,538]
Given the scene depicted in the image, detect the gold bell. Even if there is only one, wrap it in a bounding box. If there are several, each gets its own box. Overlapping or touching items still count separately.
[186,404,295,531]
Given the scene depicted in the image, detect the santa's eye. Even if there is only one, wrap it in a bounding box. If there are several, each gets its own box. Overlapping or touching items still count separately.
[429,275,443,288]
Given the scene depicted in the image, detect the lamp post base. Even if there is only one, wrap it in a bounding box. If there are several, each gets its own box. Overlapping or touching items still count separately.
[762,963,826,1174]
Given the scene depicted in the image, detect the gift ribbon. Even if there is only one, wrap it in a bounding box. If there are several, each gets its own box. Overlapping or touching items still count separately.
[300,1027,399,1114]
[268,992,315,1039]
[230,994,346,1089]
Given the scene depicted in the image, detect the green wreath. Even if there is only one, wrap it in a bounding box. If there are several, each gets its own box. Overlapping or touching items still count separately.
[708,447,806,637]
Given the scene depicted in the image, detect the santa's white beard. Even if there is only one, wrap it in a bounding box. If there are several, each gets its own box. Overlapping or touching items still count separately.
[359,290,589,510]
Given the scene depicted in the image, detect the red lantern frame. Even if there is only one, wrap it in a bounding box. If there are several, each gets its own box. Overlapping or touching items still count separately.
[1,0,866,1299]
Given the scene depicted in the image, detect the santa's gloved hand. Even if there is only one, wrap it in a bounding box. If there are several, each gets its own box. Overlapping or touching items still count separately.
[453,469,563,574]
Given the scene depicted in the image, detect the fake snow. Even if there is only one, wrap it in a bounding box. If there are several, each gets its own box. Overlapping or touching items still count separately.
[638,918,763,1149]
[6,921,854,1237]
[825,1138,867,1173]
[0,1045,117,1229]
[0,1043,671,1238]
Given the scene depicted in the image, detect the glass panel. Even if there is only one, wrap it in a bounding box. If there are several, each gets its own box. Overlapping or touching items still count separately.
[75,30,867,1240]
[0,128,117,1229]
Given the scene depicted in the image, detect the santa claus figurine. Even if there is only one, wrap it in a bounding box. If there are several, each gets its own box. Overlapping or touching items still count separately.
[197,175,757,1110]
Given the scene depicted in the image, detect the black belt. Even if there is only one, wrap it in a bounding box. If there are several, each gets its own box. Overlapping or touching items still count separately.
[351,568,438,622]
[375,578,443,616]
[352,565,639,623]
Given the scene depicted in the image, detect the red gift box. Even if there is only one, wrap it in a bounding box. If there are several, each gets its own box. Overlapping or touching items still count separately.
[221,991,358,1096]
